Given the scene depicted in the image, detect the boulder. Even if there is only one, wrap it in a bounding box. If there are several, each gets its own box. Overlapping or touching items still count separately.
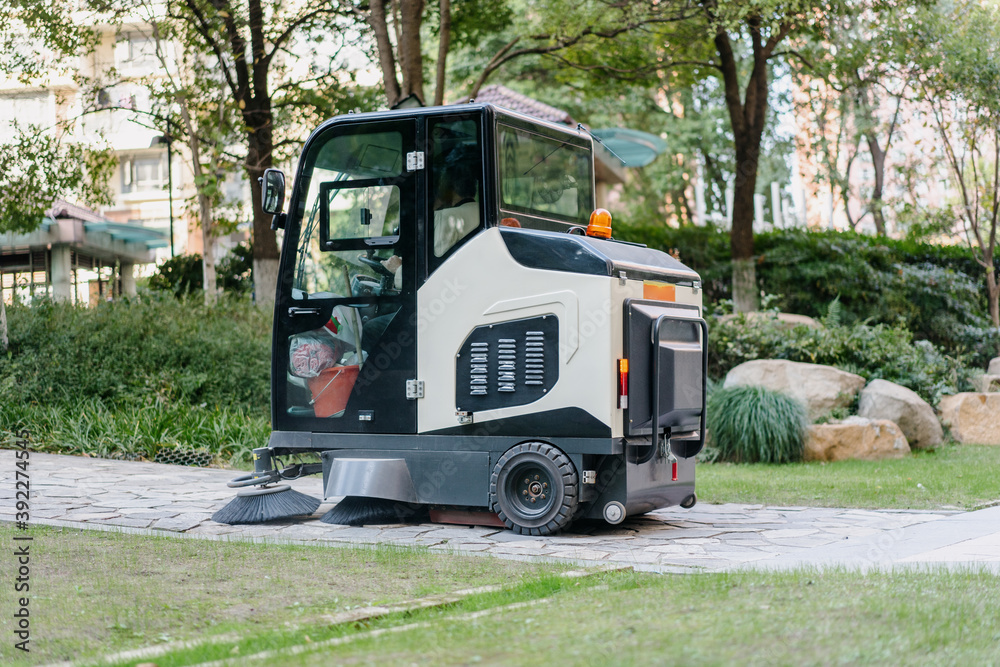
[988,357,1000,376]
[805,417,911,462]
[939,393,1000,445]
[723,359,866,420]
[857,379,943,449]
[972,375,1000,393]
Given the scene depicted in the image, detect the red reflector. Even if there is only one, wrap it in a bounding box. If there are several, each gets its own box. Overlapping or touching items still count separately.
[672,460,678,481]
[617,359,629,409]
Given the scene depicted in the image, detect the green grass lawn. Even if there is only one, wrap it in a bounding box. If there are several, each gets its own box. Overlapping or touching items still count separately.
[0,526,567,666]
[3,526,998,667]
[698,444,1000,510]
[266,568,1000,667]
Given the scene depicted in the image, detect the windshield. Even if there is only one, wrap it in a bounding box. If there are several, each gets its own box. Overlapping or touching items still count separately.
[497,123,593,228]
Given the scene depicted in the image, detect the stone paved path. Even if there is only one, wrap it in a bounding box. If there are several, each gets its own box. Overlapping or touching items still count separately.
[3,451,999,573]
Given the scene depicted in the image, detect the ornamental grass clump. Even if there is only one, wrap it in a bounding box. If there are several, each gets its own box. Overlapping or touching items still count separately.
[707,385,809,464]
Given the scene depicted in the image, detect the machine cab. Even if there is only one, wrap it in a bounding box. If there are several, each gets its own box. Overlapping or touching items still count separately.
[269,105,595,436]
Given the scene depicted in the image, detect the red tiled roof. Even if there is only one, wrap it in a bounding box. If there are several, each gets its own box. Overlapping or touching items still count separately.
[47,199,111,224]
[473,85,574,126]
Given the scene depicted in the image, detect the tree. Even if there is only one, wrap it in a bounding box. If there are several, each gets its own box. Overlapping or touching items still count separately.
[695,2,801,311]
[344,0,513,107]
[127,1,246,304]
[799,8,911,236]
[528,0,816,311]
[906,0,1000,331]
[0,127,116,235]
[0,0,99,84]
[639,1,912,309]
[149,0,359,307]
[351,0,684,109]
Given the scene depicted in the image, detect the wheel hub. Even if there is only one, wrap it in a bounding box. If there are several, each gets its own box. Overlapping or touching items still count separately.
[510,467,552,514]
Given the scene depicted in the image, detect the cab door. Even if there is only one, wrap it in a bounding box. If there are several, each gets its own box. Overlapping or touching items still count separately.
[272,118,422,434]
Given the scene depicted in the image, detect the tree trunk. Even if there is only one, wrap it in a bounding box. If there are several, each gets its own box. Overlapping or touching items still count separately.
[177,96,218,304]
[369,0,402,107]
[434,0,451,106]
[397,0,426,103]
[988,268,1000,330]
[202,220,218,304]
[866,133,887,236]
[730,147,759,312]
[713,16,778,314]
[732,258,758,314]
[246,110,279,308]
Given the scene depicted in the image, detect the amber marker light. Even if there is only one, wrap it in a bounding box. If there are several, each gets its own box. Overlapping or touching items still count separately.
[586,208,613,239]
[643,280,676,302]
[617,358,629,409]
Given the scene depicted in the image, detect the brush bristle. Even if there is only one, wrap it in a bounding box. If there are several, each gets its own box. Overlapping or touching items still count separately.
[212,487,321,524]
[320,496,428,526]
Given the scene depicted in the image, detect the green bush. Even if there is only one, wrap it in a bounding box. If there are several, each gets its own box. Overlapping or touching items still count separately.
[0,293,271,413]
[148,242,255,296]
[708,313,974,406]
[707,385,809,464]
[0,295,272,464]
[147,254,204,296]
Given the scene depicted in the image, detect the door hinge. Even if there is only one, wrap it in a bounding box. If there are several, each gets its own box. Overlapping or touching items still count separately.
[406,151,425,171]
[406,379,424,399]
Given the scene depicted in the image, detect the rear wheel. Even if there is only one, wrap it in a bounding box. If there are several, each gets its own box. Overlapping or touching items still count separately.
[490,442,578,536]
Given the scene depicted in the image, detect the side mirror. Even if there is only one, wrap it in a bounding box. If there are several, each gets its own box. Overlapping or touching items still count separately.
[260,168,286,215]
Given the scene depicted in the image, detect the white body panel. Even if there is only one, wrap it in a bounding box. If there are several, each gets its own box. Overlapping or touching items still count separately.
[417,228,621,435]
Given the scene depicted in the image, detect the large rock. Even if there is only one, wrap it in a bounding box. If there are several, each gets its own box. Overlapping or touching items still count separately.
[988,357,1000,376]
[723,359,866,420]
[939,393,1000,445]
[972,375,1000,393]
[805,417,911,462]
[857,379,943,449]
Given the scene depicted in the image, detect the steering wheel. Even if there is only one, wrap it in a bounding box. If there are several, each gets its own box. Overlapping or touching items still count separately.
[357,253,394,278]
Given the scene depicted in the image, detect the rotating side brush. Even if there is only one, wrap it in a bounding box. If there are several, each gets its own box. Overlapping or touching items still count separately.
[212,448,321,524]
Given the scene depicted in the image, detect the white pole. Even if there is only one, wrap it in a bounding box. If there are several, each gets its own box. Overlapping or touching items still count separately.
[771,181,783,228]
[826,189,835,229]
[695,161,707,226]
[725,184,734,230]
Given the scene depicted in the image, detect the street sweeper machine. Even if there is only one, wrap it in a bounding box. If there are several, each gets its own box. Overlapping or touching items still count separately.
[214,103,707,535]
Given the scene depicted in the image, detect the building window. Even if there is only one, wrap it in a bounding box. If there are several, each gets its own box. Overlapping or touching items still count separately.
[121,154,167,194]
[0,93,52,141]
[115,33,158,71]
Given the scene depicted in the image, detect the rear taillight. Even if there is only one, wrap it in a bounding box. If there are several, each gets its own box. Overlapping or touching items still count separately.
[617,359,629,409]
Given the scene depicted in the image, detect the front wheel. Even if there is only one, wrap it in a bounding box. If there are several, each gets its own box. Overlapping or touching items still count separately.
[490,442,578,536]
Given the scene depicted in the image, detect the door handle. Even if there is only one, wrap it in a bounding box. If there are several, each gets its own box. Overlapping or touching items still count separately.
[288,307,321,317]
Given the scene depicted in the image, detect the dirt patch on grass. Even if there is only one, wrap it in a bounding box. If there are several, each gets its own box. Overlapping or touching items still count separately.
[0,526,565,665]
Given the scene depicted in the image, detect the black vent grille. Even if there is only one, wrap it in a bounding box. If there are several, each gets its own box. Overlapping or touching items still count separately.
[456,316,558,412]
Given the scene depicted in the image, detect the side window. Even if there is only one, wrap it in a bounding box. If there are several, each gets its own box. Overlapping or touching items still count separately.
[292,129,405,299]
[429,118,482,262]
[497,123,593,230]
